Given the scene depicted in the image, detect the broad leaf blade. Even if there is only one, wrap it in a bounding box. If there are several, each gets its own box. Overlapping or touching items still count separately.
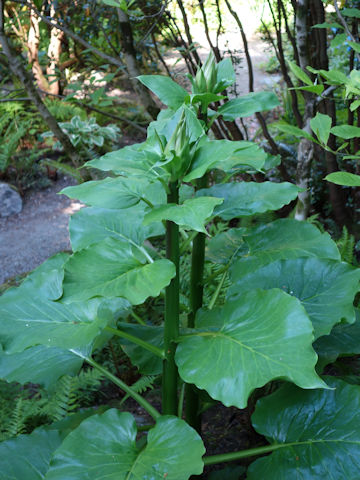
[63,237,175,304]
[325,171,360,187]
[176,289,326,409]
[217,91,279,120]
[330,125,360,139]
[46,410,205,479]
[248,378,360,480]
[69,204,163,252]
[61,177,165,210]
[138,75,188,109]
[143,197,223,233]
[0,429,61,480]
[228,258,360,339]
[197,182,299,220]
[184,140,266,182]
[310,112,332,145]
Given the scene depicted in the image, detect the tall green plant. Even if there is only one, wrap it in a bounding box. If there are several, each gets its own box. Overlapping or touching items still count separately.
[1,53,360,479]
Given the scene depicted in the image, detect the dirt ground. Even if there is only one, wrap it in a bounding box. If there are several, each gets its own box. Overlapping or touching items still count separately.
[0,32,279,286]
[0,176,81,284]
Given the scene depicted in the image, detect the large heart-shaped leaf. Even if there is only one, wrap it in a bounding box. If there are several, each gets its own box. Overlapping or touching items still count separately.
[217,91,279,120]
[183,140,266,182]
[207,219,339,268]
[176,289,325,409]
[314,310,360,369]
[138,75,189,109]
[61,177,165,209]
[0,345,82,389]
[46,410,205,479]
[62,237,175,304]
[0,253,68,303]
[0,297,108,354]
[197,182,299,220]
[86,143,163,179]
[69,204,163,252]
[0,428,62,480]
[228,258,360,339]
[144,197,223,234]
[248,378,360,479]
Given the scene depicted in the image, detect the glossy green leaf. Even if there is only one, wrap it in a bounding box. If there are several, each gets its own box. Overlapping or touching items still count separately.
[292,84,324,94]
[183,140,266,182]
[0,297,107,354]
[275,123,316,142]
[228,258,360,339]
[342,7,360,17]
[288,60,313,86]
[214,58,236,92]
[0,428,62,480]
[237,219,340,273]
[0,253,68,303]
[138,75,188,109]
[314,310,360,368]
[61,177,165,209]
[144,197,223,234]
[69,204,163,252]
[117,322,164,374]
[86,143,163,179]
[46,410,205,479]
[330,125,360,139]
[63,237,175,304]
[325,171,360,187]
[248,378,360,480]
[310,112,332,145]
[197,182,299,220]
[176,289,326,409]
[217,91,279,120]
[0,345,82,388]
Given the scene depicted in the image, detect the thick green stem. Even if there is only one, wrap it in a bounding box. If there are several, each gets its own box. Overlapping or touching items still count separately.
[105,326,164,359]
[85,357,160,420]
[162,181,180,415]
[203,444,276,465]
[185,175,207,431]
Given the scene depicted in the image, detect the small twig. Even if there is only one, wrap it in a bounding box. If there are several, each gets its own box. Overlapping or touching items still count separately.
[334,0,360,63]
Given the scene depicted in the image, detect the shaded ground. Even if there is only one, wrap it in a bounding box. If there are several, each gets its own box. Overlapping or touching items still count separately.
[0,176,81,284]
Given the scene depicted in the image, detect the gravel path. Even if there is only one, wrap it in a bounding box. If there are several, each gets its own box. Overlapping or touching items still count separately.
[0,176,81,284]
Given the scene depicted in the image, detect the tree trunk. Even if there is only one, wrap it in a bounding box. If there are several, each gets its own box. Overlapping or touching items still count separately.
[294,0,314,220]
[27,2,49,92]
[0,0,82,169]
[116,8,160,119]
[46,3,64,96]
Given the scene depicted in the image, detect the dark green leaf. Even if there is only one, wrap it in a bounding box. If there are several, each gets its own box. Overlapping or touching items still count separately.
[69,204,163,252]
[138,75,188,109]
[217,92,279,120]
[61,177,165,210]
[46,410,205,479]
[197,182,299,220]
[310,112,332,145]
[228,258,360,339]
[63,237,175,304]
[325,171,360,186]
[144,197,223,234]
[288,60,313,86]
[176,289,326,409]
[331,125,360,139]
[248,378,360,480]
[0,429,61,480]
[275,123,316,142]
[184,140,266,181]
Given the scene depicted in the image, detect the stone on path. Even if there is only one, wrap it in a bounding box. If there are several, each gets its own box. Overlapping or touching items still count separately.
[0,183,22,217]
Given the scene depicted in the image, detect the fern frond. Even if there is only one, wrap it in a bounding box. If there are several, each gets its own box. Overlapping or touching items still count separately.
[337,226,355,264]
[119,375,157,407]
[41,158,84,183]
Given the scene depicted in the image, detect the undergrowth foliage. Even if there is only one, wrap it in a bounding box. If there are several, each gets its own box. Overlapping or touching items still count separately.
[1,53,360,479]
